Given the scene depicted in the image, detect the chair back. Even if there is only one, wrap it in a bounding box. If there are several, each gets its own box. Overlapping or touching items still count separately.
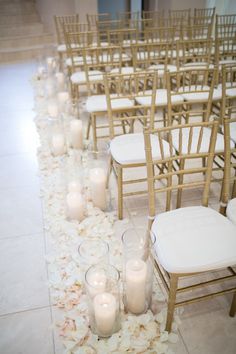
[104,71,158,138]
[87,13,111,30]
[144,119,219,217]
[54,14,79,45]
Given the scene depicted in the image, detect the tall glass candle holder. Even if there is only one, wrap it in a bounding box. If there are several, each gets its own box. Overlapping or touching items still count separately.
[85,264,120,338]
[122,228,156,315]
[48,116,67,157]
[87,142,110,211]
[78,239,109,273]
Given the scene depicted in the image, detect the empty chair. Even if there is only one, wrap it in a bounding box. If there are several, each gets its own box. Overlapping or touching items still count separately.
[54,14,79,69]
[87,12,111,30]
[143,118,236,332]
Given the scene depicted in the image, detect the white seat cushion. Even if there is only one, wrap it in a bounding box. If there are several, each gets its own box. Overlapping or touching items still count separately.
[110,133,171,164]
[180,62,215,71]
[148,64,177,77]
[71,70,103,84]
[171,126,234,153]
[86,95,134,113]
[152,206,236,273]
[110,67,137,75]
[226,199,236,225]
[216,83,236,97]
[179,85,222,102]
[57,44,66,53]
[135,89,183,107]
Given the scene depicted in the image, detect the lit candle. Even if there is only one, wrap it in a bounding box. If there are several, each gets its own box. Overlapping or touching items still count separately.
[48,101,58,118]
[69,119,83,149]
[93,292,116,337]
[68,180,82,193]
[89,168,107,210]
[51,132,66,156]
[125,259,147,314]
[57,91,69,112]
[55,72,65,91]
[66,191,85,221]
[86,271,107,298]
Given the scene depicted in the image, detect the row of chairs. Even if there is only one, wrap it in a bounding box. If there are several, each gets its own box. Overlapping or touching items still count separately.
[52,11,236,333]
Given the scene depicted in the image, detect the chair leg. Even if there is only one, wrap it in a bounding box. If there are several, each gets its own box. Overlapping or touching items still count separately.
[229,292,236,317]
[166,273,179,332]
[106,156,113,189]
[86,114,91,140]
[117,165,123,220]
[91,114,98,151]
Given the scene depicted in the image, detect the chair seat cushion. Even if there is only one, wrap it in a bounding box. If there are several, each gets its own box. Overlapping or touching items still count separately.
[71,70,103,84]
[110,66,137,75]
[179,62,215,71]
[135,89,183,107]
[152,206,236,273]
[226,199,236,225]
[110,133,171,164]
[230,122,236,143]
[148,64,177,77]
[216,83,236,97]
[171,126,234,153]
[179,85,222,102]
[86,95,134,113]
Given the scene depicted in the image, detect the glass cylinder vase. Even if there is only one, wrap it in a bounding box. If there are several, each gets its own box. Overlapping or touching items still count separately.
[122,228,156,315]
[85,264,120,338]
[86,141,110,211]
[48,116,67,157]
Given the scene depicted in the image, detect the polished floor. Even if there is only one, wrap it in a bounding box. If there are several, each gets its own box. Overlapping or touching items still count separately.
[0,61,235,354]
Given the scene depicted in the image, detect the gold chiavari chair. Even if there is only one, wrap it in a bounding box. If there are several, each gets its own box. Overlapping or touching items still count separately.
[64,30,101,100]
[117,10,140,22]
[214,64,236,212]
[181,23,212,40]
[85,46,134,151]
[143,117,236,333]
[176,39,214,71]
[107,28,138,65]
[168,8,191,27]
[54,14,79,69]
[95,19,123,32]
[193,7,215,26]
[86,12,111,31]
[142,26,177,44]
[104,71,159,219]
[142,10,164,27]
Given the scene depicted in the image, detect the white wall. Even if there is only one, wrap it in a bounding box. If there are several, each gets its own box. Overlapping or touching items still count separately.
[75,0,98,23]
[35,0,76,32]
[158,0,206,12]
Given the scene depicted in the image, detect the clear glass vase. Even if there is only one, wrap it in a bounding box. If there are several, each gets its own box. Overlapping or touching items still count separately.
[78,239,109,273]
[86,141,111,211]
[85,264,120,337]
[122,228,156,315]
[48,116,67,157]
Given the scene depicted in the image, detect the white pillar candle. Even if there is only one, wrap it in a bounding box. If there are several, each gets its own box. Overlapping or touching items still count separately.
[55,72,65,91]
[93,292,116,337]
[68,180,82,193]
[86,271,107,298]
[46,56,54,71]
[125,258,147,314]
[89,168,107,210]
[48,101,58,118]
[37,65,45,77]
[51,132,65,156]
[66,192,84,221]
[57,91,70,112]
[45,79,56,98]
[69,119,83,149]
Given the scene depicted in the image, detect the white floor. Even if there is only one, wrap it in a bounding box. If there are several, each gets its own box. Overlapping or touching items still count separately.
[0,61,235,354]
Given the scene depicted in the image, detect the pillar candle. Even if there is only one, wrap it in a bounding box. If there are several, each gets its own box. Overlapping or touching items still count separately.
[125,258,147,314]
[89,167,107,210]
[93,292,116,337]
[55,72,65,91]
[37,65,45,77]
[69,119,83,149]
[57,91,69,112]
[51,132,65,156]
[46,57,55,73]
[66,192,84,221]
[86,271,107,298]
[48,101,58,118]
[68,180,82,193]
